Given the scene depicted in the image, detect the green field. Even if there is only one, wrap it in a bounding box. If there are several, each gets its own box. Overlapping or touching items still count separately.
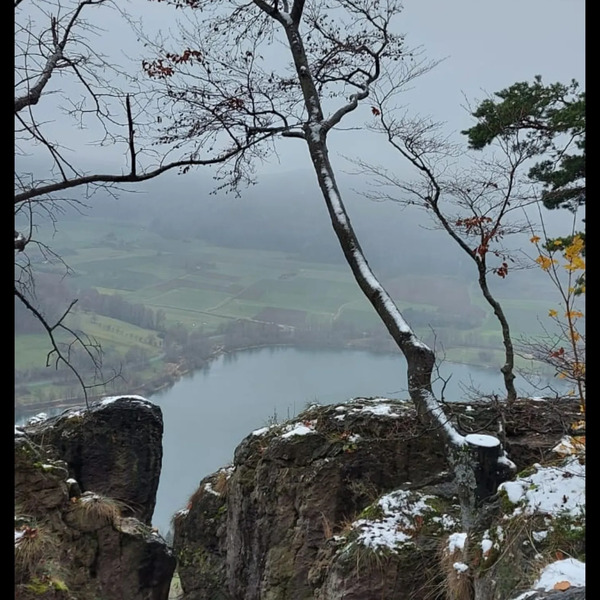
[16,215,562,390]
[15,334,54,370]
[15,313,163,369]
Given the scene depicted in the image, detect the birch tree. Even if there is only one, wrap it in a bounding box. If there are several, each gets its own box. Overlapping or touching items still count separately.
[142,0,513,530]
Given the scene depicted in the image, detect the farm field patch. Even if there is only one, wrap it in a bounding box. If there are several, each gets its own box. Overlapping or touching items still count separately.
[17,215,559,373]
[146,288,232,312]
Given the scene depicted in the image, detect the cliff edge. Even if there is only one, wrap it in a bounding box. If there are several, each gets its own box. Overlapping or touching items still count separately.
[173,397,585,600]
[15,396,175,600]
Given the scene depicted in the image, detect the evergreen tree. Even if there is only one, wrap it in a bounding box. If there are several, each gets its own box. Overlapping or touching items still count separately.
[463,76,585,215]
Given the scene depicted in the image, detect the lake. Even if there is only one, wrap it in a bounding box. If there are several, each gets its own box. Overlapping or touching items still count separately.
[149,346,563,535]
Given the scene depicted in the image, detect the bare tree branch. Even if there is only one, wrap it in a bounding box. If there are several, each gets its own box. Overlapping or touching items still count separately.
[15,0,273,405]
[14,290,112,409]
[14,136,271,204]
[15,0,109,113]
[353,95,545,402]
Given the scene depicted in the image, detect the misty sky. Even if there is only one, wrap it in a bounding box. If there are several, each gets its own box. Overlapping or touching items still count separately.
[145,0,582,166]
[16,0,585,177]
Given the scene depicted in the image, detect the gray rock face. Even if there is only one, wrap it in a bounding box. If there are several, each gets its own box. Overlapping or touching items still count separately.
[173,397,585,600]
[15,397,175,600]
[175,398,449,600]
[22,396,164,524]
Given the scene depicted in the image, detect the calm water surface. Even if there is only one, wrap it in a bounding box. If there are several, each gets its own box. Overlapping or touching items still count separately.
[149,346,560,535]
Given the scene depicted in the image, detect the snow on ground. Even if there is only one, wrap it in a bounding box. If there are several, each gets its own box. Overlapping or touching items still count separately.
[251,425,273,436]
[250,419,318,438]
[448,532,467,551]
[203,482,220,496]
[358,404,399,417]
[101,395,150,405]
[534,558,585,591]
[502,452,585,596]
[281,421,317,438]
[347,452,585,595]
[331,397,412,421]
[512,558,586,599]
[499,456,585,518]
[23,412,49,425]
[351,489,457,551]
[251,397,411,437]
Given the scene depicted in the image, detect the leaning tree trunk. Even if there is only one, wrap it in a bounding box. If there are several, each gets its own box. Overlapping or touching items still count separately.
[308,138,438,422]
[277,14,507,535]
[283,19,436,426]
[477,261,517,403]
[308,136,493,531]
[423,198,518,405]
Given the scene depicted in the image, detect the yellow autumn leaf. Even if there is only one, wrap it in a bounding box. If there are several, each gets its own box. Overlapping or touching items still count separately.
[530,235,541,244]
[566,234,584,251]
[554,581,571,591]
[536,255,557,271]
[572,362,585,376]
[564,238,585,261]
[548,309,558,317]
[564,256,585,271]
[565,310,584,319]
[558,373,567,379]
[573,440,586,455]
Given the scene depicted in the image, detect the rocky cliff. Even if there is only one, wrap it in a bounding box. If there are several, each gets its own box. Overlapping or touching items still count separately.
[14,396,175,600]
[173,397,585,600]
[14,394,584,600]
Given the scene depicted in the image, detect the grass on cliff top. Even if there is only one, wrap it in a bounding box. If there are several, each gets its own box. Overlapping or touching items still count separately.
[336,438,585,598]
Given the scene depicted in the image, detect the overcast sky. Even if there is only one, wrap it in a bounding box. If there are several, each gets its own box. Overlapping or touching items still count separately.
[112,0,586,171]
[389,0,586,121]
[16,0,585,196]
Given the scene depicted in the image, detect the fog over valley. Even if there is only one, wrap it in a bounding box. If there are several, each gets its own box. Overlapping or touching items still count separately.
[14,3,585,598]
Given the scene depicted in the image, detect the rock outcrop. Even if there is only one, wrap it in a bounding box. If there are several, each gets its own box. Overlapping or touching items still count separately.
[15,393,584,600]
[173,396,585,600]
[14,396,175,600]
[22,395,164,524]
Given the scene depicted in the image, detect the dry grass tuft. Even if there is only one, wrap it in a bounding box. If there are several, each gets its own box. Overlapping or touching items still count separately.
[66,492,124,531]
[320,512,334,540]
[186,484,204,510]
[212,469,229,496]
[439,535,474,600]
[15,522,58,583]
